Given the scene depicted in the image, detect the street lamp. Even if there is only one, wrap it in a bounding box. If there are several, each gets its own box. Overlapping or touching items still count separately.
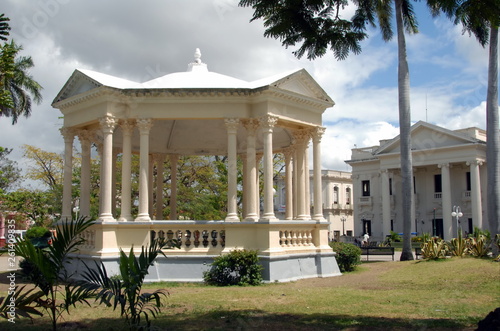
[451,206,463,237]
[73,205,80,220]
[340,216,347,236]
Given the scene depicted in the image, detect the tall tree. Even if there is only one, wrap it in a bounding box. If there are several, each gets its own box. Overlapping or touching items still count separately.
[0,146,21,191]
[0,40,43,124]
[436,0,500,240]
[239,0,418,260]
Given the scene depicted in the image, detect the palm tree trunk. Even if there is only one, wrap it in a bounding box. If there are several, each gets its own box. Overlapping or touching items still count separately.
[486,26,499,252]
[395,0,414,261]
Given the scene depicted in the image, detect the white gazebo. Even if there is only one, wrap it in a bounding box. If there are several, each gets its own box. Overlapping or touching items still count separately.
[52,49,340,282]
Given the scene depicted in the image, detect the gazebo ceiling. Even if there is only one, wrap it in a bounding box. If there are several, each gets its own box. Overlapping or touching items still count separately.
[53,49,334,156]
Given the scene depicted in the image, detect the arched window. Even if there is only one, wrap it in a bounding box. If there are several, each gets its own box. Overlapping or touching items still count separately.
[345,187,351,205]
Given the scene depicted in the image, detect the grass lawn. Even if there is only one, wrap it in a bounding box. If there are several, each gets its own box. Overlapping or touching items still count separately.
[1,257,498,330]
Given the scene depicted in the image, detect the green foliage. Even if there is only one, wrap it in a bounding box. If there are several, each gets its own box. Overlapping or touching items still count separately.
[329,242,361,272]
[420,237,448,260]
[467,234,490,258]
[25,226,51,239]
[0,13,10,41]
[0,285,43,321]
[389,231,401,242]
[449,232,468,257]
[80,238,179,331]
[0,190,56,227]
[14,216,95,331]
[0,146,21,191]
[203,249,263,286]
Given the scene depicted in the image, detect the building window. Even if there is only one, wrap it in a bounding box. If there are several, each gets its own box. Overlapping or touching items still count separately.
[346,230,353,237]
[362,219,372,236]
[466,172,471,191]
[413,176,416,194]
[362,180,370,197]
[333,186,339,204]
[434,174,442,193]
[390,219,394,232]
[345,187,351,204]
[389,178,393,195]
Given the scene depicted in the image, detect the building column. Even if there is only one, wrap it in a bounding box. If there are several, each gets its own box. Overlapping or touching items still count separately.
[439,163,452,239]
[243,119,259,221]
[284,147,294,220]
[468,160,483,229]
[60,127,74,221]
[77,130,92,219]
[112,148,119,217]
[148,154,154,216]
[98,115,117,222]
[155,154,166,220]
[119,120,134,221]
[259,116,278,220]
[169,154,179,220]
[294,129,310,220]
[225,118,240,221]
[136,118,153,222]
[381,169,391,237]
[312,127,325,220]
[256,154,263,217]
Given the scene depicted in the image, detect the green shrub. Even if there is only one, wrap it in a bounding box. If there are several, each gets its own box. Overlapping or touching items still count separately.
[329,242,361,272]
[25,226,51,239]
[203,249,263,286]
[420,237,448,260]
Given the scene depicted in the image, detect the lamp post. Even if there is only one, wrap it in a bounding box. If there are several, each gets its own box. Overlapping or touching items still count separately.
[72,205,80,220]
[451,206,463,237]
[340,216,346,236]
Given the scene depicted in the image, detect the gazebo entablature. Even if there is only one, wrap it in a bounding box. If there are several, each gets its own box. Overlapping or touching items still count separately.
[53,50,340,282]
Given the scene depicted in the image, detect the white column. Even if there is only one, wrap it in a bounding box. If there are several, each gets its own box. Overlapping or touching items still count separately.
[468,160,483,229]
[98,115,117,222]
[148,154,154,216]
[119,120,134,221]
[256,154,262,217]
[225,118,240,221]
[259,116,278,220]
[312,127,325,220]
[284,147,294,220]
[136,118,153,222]
[60,127,74,221]
[439,163,453,239]
[294,129,310,220]
[155,154,166,220]
[305,144,311,217]
[112,148,118,217]
[169,154,179,220]
[381,169,391,237]
[77,130,92,219]
[243,119,259,221]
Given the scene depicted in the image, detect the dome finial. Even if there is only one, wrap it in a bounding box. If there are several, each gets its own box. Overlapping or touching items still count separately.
[187,48,208,72]
[194,48,202,64]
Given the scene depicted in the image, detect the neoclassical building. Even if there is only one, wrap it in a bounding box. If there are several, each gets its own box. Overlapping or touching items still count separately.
[346,121,488,242]
[52,49,340,282]
[275,170,354,240]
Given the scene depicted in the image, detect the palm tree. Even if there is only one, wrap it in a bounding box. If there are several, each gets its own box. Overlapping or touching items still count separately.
[0,13,10,41]
[0,40,43,124]
[239,0,418,260]
[435,0,499,246]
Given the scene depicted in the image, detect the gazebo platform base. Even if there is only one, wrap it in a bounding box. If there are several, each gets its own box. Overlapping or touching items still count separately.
[66,251,341,283]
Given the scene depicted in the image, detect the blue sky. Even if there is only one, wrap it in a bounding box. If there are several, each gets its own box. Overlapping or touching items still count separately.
[1,0,497,189]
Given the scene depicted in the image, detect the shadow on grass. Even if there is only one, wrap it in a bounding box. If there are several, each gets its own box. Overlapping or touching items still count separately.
[0,308,476,331]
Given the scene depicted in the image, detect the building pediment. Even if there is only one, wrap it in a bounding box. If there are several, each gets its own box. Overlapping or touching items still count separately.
[375,121,485,155]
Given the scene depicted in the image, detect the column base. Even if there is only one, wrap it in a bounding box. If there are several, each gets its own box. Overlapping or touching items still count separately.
[135,214,151,222]
[118,215,133,222]
[225,214,240,222]
[99,214,116,222]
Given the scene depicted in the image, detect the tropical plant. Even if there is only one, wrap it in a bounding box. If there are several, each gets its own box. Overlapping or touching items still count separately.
[467,234,491,258]
[329,242,362,272]
[0,146,21,191]
[14,216,95,331]
[420,237,448,260]
[0,13,10,41]
[203,249,263,286]
[0,285,43,321]
[0,40,43,124]
[449,231,468,257]
[80,238,179,331]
